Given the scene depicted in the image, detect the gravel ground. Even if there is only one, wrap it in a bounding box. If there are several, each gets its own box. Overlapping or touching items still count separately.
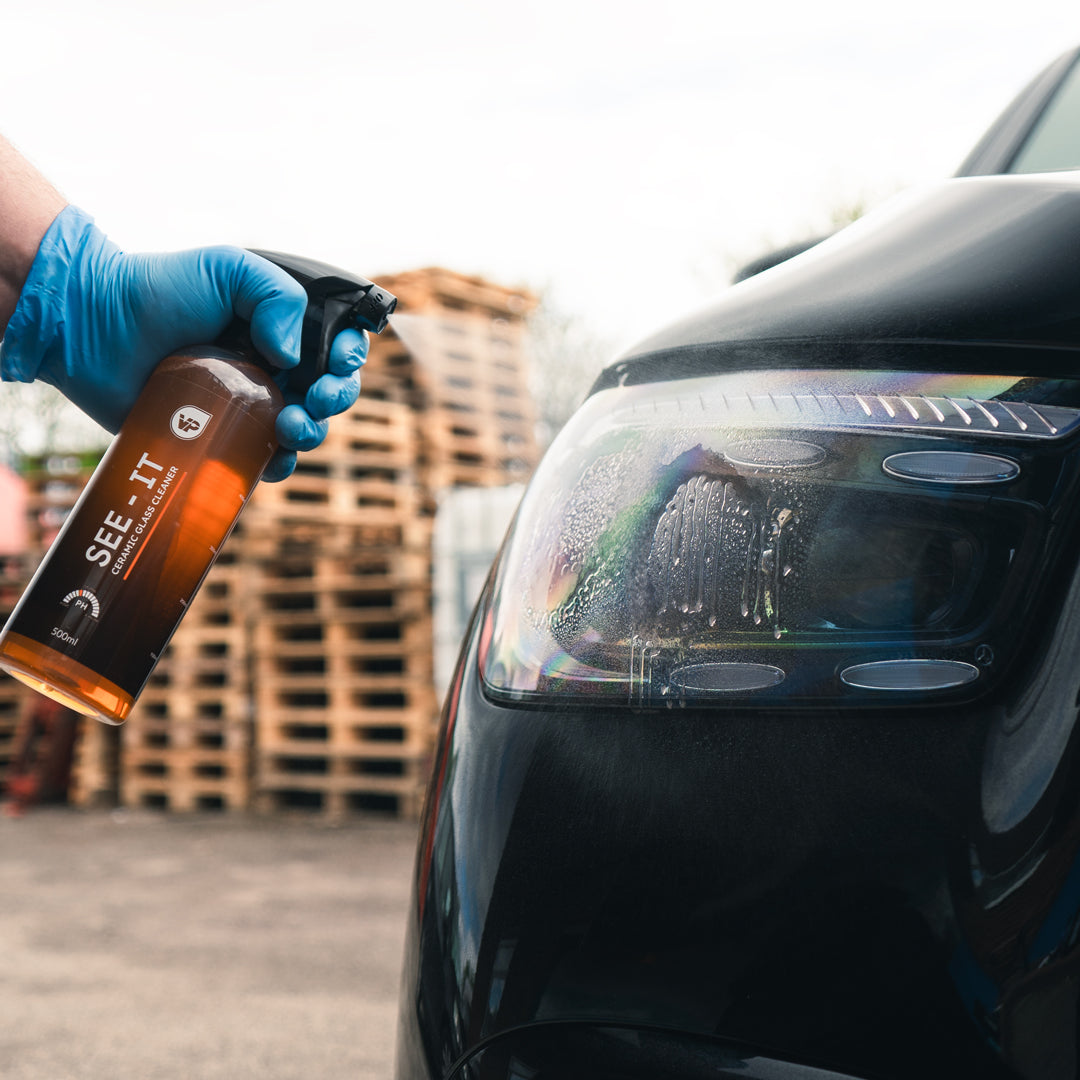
[0,808,419,1079]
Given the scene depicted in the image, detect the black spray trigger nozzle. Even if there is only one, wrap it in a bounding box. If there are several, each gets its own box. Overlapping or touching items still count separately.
[248,249,398,395]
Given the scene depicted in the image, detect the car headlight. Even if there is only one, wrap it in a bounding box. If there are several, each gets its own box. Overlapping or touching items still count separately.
[480,368,1080,706]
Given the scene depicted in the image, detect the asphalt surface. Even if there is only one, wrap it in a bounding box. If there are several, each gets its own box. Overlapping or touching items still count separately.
[0,808,419,1079]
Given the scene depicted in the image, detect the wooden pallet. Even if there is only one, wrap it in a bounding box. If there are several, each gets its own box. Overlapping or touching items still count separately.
[119,557,254,812]
[0,559,32,790]
[2,518,111,809]
[122,744,250,812]
[367,274,539,493]
[254,566,429,620]
[254,758,429,818]
[0,673,24,780]
[253,605,432,658]
[249,547,436,819]
[68,716,120,809]
[248,397,421,522]
[240,516,434,564]
[381,266,535,320]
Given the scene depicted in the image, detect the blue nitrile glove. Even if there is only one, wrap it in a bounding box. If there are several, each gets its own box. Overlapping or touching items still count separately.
[266,330,366,481]
[0,205,366,482]
[272,328,366,479]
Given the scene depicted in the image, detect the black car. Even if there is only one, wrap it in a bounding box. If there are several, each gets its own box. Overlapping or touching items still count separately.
[395,50,1080,1080]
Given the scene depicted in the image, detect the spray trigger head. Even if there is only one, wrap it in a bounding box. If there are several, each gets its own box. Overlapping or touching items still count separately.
[248,249,397,393]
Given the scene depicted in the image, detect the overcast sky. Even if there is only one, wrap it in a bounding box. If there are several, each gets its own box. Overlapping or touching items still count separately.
[4,1,1080,353]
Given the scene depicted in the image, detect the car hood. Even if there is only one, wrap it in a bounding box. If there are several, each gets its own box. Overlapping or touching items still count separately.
[596,172,1080,390]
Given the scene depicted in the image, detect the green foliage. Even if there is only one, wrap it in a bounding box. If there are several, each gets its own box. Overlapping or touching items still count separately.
[0,380,109,467]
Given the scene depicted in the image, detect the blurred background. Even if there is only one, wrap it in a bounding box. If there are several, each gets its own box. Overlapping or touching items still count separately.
[4,0,1080,379]
[3,0,1080,896]
[2,0,1080,838]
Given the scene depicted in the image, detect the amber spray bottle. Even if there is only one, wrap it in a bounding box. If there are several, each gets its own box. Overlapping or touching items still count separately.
[0,253,396,725]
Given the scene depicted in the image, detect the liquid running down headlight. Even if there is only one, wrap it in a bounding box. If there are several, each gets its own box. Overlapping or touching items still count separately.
[481,369,1080,707]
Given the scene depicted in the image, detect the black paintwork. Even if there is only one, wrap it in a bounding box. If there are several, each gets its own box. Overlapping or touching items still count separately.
[397,536,1080,1078]
[448,1023,881,1078]
[730,235,831,284]
[593,172,1080,395]
[395,61,1080,1080]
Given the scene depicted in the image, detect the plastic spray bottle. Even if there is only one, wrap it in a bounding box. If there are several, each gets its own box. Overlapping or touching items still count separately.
[0,253,396,725]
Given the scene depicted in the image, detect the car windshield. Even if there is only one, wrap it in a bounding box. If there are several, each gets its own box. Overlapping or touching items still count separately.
[1010,55,1080,173]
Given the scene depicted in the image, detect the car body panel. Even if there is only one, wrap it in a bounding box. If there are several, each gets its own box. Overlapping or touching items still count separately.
[396,50,1080,1080]
[397,531,1080,1078]
[601,172,1080,393]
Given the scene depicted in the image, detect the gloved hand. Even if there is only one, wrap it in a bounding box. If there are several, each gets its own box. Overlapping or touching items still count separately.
[0,205,365,482]
[272,330,366,481]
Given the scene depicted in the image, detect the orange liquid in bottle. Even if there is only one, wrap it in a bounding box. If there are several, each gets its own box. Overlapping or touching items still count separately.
[0,348,282,724]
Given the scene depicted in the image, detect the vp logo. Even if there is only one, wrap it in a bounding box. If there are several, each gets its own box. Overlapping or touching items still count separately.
[170,405,213,440]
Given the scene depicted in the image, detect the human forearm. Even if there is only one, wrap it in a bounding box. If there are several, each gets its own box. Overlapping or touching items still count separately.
[0,140,369,481]
[0,136,67,334]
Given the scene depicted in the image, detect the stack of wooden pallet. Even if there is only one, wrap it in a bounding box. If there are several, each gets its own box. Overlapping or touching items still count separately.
[1,454,108,810]
[2,267,540,819]
[372,267,538,493]
[119,550,254,812]
[242,394,435,818]
[0,555,27,784]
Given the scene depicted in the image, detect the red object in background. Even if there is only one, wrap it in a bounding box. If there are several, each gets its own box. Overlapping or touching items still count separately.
[0,465,28,557]
[2,698,77,816]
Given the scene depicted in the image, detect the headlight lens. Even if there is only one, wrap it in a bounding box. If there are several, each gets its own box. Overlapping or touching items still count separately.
[481,369,1080,707]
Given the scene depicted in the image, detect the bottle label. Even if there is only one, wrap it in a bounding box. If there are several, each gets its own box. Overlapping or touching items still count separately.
[3,362,277,699]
